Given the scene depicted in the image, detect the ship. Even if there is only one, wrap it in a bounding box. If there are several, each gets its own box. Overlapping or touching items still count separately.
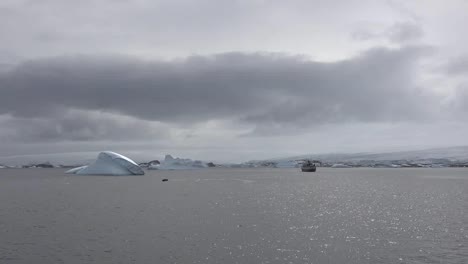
[301,160,316,172]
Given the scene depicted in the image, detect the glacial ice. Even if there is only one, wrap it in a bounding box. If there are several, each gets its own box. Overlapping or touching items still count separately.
[331,163,352,168]
[149,154,207,170]
[65,151,144,175]
[275,160,299,168]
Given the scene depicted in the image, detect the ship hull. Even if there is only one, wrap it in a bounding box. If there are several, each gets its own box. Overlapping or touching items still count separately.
[301,166,316,172]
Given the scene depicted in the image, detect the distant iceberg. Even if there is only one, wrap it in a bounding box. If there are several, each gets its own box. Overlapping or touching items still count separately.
[65,151,144,175]
[275,160,299,168]
[150,154,207,170]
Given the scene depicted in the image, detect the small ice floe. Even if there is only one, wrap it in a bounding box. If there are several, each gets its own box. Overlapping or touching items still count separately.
[331,164,352,168]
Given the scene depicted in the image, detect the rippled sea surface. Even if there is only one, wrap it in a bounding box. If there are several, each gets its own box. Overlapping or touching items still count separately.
[0,168,467,264]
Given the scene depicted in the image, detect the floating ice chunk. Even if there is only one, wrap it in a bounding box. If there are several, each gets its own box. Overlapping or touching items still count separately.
[65,151,144,175]
[331,163,351,168]
[147,162,160,170]
[65,165,87,174]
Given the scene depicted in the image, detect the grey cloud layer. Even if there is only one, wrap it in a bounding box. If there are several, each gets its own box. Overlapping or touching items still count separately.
[0,47,432,132]
[0,0,417,63]
[386,22,424,43]
[0,110,169,143]
[445,56,468,75]
[352,22,423,44]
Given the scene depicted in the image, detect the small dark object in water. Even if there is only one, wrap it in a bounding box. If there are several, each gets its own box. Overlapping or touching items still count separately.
[301,166,316,172]
[162,179,168,182]
[301,160,317,172]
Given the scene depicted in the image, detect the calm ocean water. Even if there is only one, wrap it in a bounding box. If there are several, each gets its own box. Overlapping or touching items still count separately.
[0,168,467,264]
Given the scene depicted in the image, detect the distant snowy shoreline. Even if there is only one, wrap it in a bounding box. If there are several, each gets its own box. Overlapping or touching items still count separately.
[1,146,468,169]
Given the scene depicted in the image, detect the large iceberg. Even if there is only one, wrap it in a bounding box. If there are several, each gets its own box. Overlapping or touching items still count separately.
[66,151,144,175]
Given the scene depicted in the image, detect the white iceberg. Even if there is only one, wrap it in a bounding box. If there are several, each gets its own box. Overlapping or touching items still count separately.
[66,151,144,175]
[156,154,207,170]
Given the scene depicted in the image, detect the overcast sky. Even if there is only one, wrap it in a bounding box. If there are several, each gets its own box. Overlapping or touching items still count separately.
[1,0,468,163]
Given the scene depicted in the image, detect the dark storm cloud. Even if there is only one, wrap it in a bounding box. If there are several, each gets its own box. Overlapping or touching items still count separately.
[0,46,432,131]
[0,110,169,143]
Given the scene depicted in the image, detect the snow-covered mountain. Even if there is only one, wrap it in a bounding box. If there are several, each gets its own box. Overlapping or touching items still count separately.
[247,146,468,167]
[281,146,468,162]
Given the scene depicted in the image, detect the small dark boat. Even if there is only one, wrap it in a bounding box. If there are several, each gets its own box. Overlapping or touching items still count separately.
[300,160,318,172]
[301,164,316,172]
